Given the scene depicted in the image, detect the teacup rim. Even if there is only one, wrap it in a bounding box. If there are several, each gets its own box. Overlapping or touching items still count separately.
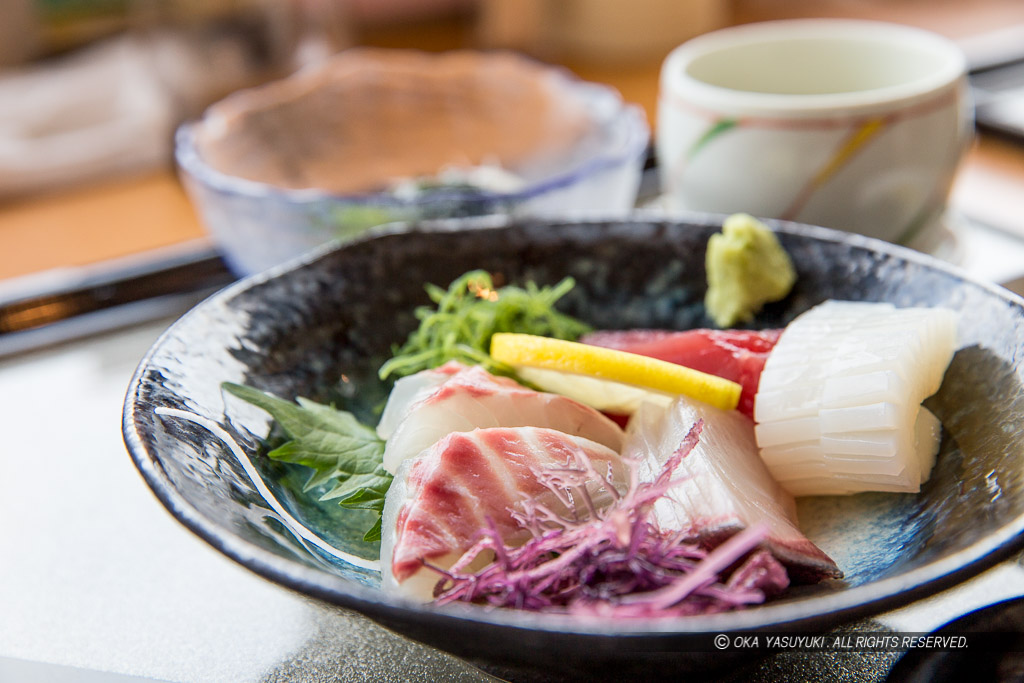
[660,18,967,117]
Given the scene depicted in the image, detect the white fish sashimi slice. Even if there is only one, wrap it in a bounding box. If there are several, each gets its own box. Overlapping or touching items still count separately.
[376,361,465,440]
[754,301,957,495]
[380,427,626,601]
[625,398,842,582]
[380,364,625,474]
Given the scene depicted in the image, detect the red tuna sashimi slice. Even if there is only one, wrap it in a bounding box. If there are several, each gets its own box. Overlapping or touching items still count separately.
[624,397,842,583]
[581,328,782,418]
[380,427,626,599]
[380,363,624,474]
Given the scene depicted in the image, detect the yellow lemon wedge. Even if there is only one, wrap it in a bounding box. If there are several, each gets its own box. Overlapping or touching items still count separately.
[490,333,741,413]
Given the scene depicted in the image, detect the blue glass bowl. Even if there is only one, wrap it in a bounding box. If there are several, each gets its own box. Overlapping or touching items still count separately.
[175,51,649,276]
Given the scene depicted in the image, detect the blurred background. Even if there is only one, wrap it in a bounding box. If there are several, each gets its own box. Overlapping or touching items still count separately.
[2,0,1024,283]
[5,5,1024,680]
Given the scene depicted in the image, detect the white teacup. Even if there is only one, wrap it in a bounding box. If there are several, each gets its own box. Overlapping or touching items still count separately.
[657,19,973,247]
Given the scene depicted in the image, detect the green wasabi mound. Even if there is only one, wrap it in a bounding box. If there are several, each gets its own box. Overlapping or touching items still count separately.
[705,213,797,328]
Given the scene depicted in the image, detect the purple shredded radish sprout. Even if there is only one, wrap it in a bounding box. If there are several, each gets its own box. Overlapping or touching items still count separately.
[426,420,790,617]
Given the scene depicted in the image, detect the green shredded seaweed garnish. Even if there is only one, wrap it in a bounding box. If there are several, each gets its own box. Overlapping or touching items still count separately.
[378,270,592,381]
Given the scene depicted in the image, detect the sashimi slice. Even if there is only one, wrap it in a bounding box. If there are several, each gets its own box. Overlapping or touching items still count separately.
[754,301,957,495]
[380,363,624,474]
[761,409,942,493]
[580,329,782,418]
[624,397,842,582]
[376,361,464,440]
[380,427,626,600]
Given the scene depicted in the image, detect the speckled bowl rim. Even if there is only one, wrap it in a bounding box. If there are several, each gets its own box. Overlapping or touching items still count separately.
[174,56,650,208]
[123,214,1024,641]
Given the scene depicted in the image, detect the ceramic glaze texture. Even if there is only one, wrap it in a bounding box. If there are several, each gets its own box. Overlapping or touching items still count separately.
[657,20,972,247]
[123,216,1024,676]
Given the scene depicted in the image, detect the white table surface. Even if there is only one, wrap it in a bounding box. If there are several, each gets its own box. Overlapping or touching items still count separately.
[3,214,1024,682]
[0,320,501,682]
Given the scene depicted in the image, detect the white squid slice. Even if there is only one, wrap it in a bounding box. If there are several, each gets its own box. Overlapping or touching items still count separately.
[754,301,957,495]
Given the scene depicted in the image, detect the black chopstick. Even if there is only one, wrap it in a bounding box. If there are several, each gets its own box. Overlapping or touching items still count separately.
[0,242,236,358]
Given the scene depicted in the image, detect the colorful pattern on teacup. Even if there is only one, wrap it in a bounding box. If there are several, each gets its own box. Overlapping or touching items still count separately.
[660,88,961,245]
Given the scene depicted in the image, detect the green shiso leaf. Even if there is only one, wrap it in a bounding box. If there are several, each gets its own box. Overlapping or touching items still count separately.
[222,382,391,542]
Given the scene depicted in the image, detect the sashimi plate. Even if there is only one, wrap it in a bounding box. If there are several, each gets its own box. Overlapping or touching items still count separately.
[123,215,1024,677]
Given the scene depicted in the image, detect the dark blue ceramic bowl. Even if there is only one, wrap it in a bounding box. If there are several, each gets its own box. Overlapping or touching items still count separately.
[122,215,1024,677]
